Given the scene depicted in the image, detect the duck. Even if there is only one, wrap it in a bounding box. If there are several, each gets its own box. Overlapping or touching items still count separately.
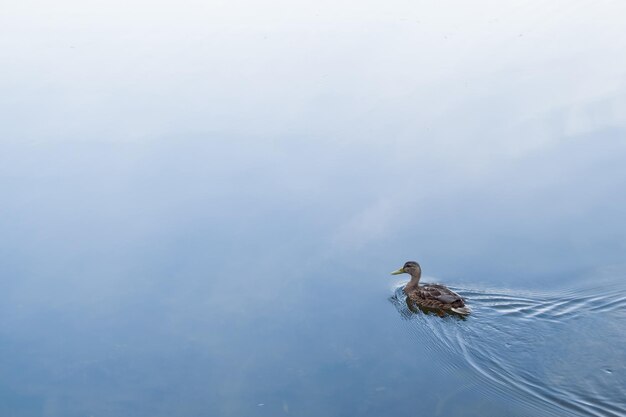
[391,261,470,315]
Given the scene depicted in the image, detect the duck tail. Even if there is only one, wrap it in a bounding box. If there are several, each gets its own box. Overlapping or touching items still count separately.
[451,306,471,315]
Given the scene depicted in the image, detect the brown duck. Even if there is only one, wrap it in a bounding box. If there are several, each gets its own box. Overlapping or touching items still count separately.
[391,261,470,315]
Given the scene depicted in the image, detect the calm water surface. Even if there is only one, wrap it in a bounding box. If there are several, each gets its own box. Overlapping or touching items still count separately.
[1,1,626,416]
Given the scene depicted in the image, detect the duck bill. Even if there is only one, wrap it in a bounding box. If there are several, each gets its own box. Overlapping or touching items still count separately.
[390,268,404,275]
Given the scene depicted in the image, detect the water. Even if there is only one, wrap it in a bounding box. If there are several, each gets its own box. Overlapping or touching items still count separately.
[2,1,626,416]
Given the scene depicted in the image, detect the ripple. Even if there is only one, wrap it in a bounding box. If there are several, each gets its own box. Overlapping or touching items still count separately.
[390,279,626,417]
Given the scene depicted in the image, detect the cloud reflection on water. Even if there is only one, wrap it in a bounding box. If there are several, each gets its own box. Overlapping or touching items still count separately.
[1,1,626,416]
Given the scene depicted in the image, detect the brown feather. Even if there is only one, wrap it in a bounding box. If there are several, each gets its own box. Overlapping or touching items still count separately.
[405,284,468,314]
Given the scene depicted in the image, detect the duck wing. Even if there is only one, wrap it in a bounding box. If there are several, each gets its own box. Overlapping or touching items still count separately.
[418,284,465,306]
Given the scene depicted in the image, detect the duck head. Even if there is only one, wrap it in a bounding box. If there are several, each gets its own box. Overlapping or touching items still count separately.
[391,261,421,278]
[391,261,423,292]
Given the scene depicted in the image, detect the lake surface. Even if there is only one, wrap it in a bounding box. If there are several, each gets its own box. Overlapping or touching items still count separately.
[1,1,626,416]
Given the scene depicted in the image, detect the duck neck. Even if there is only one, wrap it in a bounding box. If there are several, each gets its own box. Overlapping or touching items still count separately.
[404,273,421,293]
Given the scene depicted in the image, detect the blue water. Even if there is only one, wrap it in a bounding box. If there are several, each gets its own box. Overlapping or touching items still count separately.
[2,2,626,416]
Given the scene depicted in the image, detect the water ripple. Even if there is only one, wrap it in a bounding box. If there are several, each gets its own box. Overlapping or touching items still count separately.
[390,279,626,417]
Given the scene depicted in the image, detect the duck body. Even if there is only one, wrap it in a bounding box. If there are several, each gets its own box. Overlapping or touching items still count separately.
[405,283,470,314]
[392,261,470,315]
